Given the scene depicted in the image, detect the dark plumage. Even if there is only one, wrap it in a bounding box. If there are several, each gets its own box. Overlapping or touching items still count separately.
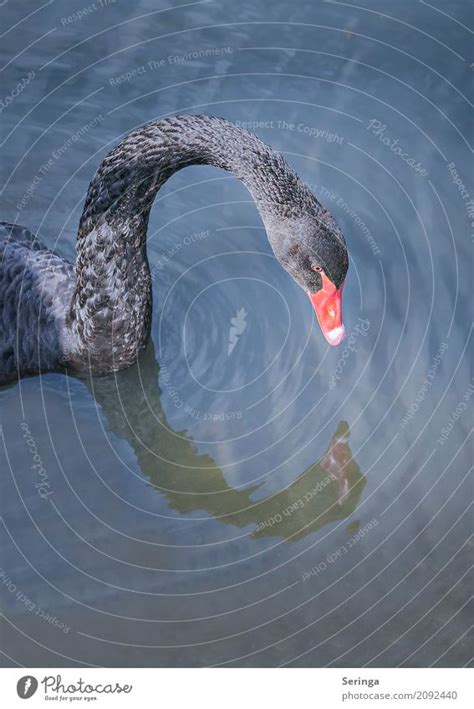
[0,114,348,383]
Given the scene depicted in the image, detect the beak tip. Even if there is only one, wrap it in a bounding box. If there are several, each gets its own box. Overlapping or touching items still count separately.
[323,324,346,346]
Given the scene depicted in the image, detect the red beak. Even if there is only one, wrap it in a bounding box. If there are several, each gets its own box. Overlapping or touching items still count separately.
[308,272,345,346]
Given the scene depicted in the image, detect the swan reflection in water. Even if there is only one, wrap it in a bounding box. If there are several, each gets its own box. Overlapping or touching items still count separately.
[85,340,366,541]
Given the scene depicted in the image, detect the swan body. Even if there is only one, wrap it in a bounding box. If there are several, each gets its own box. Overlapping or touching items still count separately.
[0,115,348,383]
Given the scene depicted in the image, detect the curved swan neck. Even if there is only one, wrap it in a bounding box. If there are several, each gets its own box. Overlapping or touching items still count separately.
[70,115,318,371]
[78,115,316,232]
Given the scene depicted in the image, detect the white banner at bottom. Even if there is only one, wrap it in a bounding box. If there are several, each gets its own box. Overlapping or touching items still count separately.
[1,667,472,709]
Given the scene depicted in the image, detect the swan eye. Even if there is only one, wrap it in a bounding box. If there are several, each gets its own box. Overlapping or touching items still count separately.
[311,263,322,273]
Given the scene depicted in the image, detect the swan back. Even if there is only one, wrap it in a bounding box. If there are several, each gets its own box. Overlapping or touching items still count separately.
[0,222,74,381]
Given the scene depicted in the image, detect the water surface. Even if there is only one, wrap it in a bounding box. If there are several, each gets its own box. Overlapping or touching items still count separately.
[0,0,472,667]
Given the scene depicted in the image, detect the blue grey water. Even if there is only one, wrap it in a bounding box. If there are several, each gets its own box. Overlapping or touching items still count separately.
[0,0,472,667]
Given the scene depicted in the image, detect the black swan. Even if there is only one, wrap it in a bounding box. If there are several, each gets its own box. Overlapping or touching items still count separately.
[0,114,348,383]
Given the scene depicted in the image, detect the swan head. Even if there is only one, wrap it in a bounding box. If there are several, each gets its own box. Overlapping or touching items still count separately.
[269,210,349,346]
